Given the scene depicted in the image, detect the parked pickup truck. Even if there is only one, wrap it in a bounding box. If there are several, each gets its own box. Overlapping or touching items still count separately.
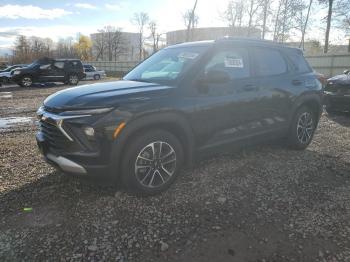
[83,64,106,80]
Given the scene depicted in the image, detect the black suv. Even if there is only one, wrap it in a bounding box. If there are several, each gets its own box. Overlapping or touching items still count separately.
[12,58,85,87]
[36,38,323,195]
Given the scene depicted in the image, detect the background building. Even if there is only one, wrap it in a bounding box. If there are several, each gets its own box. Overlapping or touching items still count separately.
[90,32,140,62]
[166,27,261,45]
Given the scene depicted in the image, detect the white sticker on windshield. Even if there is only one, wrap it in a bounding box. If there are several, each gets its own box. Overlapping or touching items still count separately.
[178,52,199,60]
[224,57,244,68]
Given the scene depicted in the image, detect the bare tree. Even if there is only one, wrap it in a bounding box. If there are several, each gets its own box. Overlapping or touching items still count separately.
[273,0,305,42]
[56,37,77,58]
[222,0,245,28]
[184,0,199,41]
[247,0,263,36]
[13,35,30,63]
[92,26,126,61]
[132,12,149,60]
[260,0,272,39]
[149,21,161,53]
[92,32,106,60]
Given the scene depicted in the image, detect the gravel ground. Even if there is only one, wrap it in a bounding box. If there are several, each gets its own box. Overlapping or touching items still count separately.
[0,82,349,261]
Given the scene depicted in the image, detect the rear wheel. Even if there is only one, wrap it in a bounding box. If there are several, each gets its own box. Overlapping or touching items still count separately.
[20,76,33,87]
[288,106,317,150]
[121,129,184,195]
[68,74,79,85]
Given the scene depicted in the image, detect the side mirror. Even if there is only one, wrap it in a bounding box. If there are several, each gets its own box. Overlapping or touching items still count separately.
[344,69,350,75]
[203,70,231,84]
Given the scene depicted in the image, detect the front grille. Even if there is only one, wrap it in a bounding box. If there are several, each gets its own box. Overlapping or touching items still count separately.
[40,120,71,150]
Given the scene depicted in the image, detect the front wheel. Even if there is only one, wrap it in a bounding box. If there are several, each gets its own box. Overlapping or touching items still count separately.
[68,74,79,85]
[93,74,100,80]
[121,129,184,196]
[288,106,317,150]
[19,76,33,87]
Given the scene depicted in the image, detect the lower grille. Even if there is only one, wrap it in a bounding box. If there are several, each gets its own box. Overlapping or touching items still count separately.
[40,120,71,150]
[325,84,350,94]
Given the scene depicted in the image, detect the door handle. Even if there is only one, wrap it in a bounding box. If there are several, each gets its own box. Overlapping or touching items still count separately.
[242,84,258,91]
[292,79,303,86]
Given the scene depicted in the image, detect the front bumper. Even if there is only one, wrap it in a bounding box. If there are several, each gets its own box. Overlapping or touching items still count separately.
[36,132,110,176]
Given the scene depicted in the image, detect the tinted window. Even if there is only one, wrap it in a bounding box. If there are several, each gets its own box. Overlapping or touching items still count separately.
[254,48,287,76]
[54,62,65,69]
[205,48,250,79]
[124,46,209,84]
[288,51,311,73]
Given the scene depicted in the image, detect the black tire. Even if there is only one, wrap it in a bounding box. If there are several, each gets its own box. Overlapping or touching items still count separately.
[288,106,317,150]
[19,76,33,88]
[121,129,184,196]
[68,74,79,85]
[94,74,100,80]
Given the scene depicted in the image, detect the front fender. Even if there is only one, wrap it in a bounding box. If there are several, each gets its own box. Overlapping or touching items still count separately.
[108,111,195,180]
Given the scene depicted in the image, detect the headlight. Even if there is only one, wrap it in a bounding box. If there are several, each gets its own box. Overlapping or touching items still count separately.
[13,70,21,75]
[83,126,95,138]
[61,107,114,116]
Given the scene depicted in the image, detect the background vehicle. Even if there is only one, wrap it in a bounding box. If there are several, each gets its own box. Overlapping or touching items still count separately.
[36,38,323,195]
[12,58,85,87]
[324,69,350,113]
[0,64,27,83]
[83,64,106,80]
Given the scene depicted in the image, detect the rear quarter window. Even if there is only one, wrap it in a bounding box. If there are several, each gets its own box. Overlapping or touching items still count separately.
[253,47,287,76]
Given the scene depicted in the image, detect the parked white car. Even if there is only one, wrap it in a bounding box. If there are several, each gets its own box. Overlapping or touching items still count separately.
[0,65,27,82]
[83,65,106,80]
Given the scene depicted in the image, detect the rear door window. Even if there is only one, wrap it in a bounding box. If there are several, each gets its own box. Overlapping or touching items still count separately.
[253,48,287,76]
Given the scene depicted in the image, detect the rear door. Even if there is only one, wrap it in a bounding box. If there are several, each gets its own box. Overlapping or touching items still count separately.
[248,46,293,132]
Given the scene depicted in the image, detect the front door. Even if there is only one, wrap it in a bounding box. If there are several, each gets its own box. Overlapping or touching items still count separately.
[190,45,262,149]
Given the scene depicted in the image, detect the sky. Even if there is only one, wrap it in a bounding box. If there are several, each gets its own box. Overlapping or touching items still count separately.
[0,0,348,54]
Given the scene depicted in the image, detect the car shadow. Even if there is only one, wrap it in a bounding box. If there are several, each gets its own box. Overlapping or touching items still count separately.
[0,170,118,220]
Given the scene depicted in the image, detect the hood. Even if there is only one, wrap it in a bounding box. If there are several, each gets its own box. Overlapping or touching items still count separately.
[328,73,350,86]
[44,80,174,110]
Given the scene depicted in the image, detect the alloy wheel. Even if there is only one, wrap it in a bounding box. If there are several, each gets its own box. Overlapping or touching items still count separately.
[69,75,78,85]
[22,77,32,87]
[296,112,314,144]
[135,141,177,188]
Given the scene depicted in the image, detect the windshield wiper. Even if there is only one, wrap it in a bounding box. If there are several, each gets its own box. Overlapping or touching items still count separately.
[127,78,153,83]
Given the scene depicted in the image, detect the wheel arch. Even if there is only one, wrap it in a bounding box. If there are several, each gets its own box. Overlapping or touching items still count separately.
[291,94,323,123]
[109,112,195,179]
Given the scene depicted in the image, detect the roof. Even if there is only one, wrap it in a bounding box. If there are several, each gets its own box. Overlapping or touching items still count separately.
[166,37,300,52]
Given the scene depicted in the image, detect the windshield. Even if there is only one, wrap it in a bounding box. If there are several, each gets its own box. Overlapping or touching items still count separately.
[27,60,41,68]
[124,46,208,84]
